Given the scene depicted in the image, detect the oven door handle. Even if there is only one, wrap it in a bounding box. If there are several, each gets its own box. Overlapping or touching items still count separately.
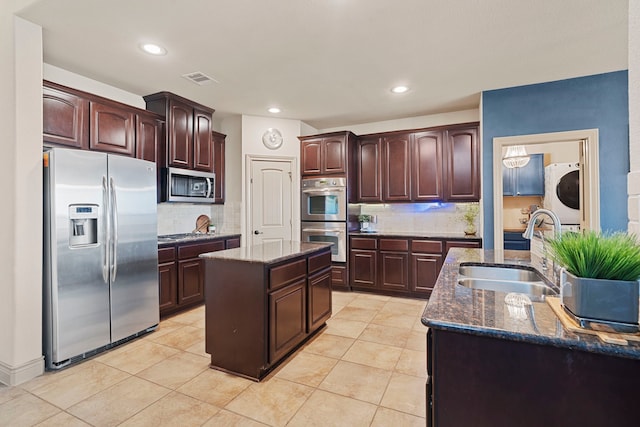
[302,188,344,194]
[303,229,344,234]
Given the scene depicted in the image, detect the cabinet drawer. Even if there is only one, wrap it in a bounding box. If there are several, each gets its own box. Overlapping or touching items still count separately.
[225,237,241,249]
[178,240,225,259]
[411,240,443,254]
[158,246,176,263]
[351,237,377,250]
[308,250,331,274]
[444,240,482,254]
[379,238,409,251]
[270,258,307,291]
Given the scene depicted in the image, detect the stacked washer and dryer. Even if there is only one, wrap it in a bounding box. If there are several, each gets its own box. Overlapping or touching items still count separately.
[543,162,581,232]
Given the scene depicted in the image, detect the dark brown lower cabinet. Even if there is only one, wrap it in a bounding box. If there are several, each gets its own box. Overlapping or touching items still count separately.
[379,251,409,291]
[158,235,240,316]
[427,328,640,427]
[350,236,480,298]
[308,267,332,331]
[269,279,306,363]
[411,254,442,296]
[204,246,332,381]
[158,246,177,312]
[178,259,204,306]
[350,249,377,288]
[330,264,349,291]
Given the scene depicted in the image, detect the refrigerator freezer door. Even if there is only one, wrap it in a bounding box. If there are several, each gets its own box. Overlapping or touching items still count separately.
[44,149,111,364]
[107,155,159,342]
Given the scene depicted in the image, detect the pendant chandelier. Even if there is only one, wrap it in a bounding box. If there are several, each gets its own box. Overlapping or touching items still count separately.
[502,145,530,168]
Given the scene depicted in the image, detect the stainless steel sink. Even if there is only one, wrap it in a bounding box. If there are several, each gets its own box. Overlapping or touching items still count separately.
[458,264,542,282]
[457,263,557,299]
[457,278,556,298]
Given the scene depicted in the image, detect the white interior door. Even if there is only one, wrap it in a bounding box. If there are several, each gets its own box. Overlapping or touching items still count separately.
[250,159,293,246]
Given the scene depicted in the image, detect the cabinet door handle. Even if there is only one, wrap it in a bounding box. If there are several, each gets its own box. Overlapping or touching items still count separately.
[254,230,263,235]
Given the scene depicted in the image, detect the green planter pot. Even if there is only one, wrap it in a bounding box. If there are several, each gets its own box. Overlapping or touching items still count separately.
[561,270,639,325]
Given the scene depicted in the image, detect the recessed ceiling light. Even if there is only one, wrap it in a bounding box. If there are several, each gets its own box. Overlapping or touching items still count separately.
[391,85,409,94]
[140,43,167,56]
[268,107,281,114]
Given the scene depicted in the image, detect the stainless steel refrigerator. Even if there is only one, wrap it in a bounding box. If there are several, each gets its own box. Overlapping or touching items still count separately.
[43,147,159,370]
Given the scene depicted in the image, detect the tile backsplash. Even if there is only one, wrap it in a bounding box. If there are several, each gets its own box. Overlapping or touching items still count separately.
[157,202,242,235]
[356,202,480,235]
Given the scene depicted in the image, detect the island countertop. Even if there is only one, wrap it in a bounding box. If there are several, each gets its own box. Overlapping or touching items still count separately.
[421,248,640,360]
[199,241,332,265]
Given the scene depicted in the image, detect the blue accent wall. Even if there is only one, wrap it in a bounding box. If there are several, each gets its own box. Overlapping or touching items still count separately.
[482,71,629,249]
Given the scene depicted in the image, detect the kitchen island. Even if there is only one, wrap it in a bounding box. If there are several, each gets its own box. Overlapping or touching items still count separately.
[200,241,332,381]
[422,248,640,427]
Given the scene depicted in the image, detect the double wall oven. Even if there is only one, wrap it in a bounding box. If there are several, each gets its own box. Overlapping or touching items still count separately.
[301,177,347,262]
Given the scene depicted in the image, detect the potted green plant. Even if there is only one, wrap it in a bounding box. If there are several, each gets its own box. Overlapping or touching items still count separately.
[457,203,479,235]
[358,214,372,232]
[547,231,640,327]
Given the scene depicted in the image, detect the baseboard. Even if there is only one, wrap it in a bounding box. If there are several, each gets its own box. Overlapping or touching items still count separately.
[0,356,44,386]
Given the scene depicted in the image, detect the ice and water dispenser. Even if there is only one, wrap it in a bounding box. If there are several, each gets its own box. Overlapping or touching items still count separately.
[68,205,98,247]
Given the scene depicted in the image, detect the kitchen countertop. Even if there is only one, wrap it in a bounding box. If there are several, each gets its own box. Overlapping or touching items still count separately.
[349,230,482,239]
[421,248,640,360]
[200,241,331,265]
[158,232,241,246]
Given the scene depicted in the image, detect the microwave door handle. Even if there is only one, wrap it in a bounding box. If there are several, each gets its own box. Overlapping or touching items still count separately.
[206,177,213,198]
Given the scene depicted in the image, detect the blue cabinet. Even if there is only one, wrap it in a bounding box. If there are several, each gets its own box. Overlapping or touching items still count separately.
[503,153,544,196]
[504,232,531,250]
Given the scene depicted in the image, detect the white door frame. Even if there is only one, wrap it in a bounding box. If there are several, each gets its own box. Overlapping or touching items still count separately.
[493,128,600,250]
[245,154,298,246]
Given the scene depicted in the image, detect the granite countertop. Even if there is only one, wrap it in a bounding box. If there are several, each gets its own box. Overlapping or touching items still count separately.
[158,232,241,246]
[200,241,332,265]
[349,230,482,239]
[421,248,640,360]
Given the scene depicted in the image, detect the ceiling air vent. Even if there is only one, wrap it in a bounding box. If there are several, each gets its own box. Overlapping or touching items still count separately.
[181,71,218,85]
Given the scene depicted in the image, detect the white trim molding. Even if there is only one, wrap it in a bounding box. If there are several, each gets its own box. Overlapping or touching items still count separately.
[493,129,600,250]
[0,356,44,386]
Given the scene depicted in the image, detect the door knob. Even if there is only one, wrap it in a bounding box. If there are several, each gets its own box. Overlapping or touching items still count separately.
[254,230,263,235]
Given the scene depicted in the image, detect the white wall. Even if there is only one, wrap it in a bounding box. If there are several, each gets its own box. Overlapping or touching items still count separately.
[629,0,640,234]
[240,115,305,242]
[44,63,145,109]
[0,14,44,385]
[319,109,479,135]
[221,116,243,203]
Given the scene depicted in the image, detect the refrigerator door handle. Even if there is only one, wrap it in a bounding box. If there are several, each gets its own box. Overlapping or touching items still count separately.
[110,177,119,282]
[102,176,109,284]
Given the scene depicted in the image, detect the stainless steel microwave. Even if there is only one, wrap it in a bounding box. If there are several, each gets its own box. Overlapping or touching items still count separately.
[162,167,215,203]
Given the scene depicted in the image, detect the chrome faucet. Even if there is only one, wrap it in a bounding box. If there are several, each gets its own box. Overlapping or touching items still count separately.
[522,208,562,239]
[523,208,562,272]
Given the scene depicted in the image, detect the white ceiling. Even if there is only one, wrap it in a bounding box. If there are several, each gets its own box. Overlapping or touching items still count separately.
[17,0,628,129]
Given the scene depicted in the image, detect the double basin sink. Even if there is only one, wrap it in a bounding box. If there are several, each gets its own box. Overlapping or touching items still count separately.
[457,263,557,301]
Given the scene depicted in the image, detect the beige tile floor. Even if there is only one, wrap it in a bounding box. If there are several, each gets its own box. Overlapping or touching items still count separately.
[0,291,428,426]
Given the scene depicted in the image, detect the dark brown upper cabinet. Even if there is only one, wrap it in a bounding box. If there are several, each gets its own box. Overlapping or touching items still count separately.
[193,108,214,171]
[136,111,162,163]
[356,136,383,202]
[89,100,135,156]
[299,132,350,176]
[144,92,215,172]
[43,81,163,159]
[443,125,480,201]
[355,123,479,203]
[412,130,444,201]
[43,83,89,149]
[382,133,412,201]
